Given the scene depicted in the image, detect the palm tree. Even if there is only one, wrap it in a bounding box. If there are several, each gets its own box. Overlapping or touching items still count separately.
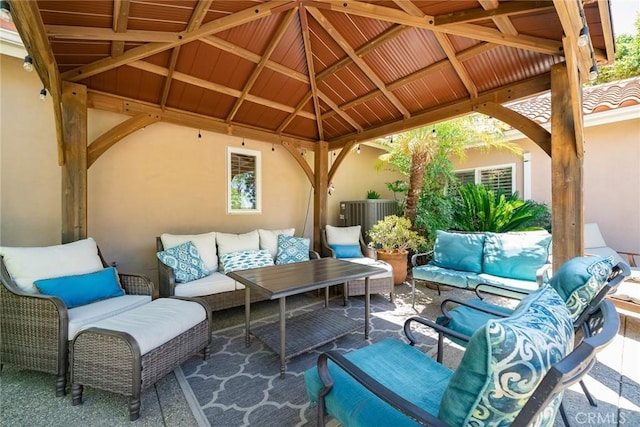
[377,115,520,228]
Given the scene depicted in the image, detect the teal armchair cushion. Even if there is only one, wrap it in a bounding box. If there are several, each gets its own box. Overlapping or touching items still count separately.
[330,244,363,259]
[549,256,615,322]
[432,230,485,273]
[34,267,124,308]
[482,231,551,281]
[438,285,574,426]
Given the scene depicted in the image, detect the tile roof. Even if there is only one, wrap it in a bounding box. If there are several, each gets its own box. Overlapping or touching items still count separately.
[507,77,640,124]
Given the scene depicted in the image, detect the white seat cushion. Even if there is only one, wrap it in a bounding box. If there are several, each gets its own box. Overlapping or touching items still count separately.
[84,298,206,355]
[0,238,104,294]
[258,228,295,259]
[69,294,151,339]
[173,272,238,297]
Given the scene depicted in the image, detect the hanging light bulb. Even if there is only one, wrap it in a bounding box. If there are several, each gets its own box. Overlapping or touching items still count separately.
[430,126,437,140]
[23,56,34,72]
[356,144,361,154]
[241,138,245,146]
[39,88,47,101]
[328,182,336,196]
[198,130,202,139]
[0,1,12,23]
[577,26,589,48]
[271,144,275,152]
[588,64,599,81]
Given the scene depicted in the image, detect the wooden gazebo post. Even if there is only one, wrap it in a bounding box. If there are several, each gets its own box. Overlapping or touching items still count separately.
[313,141,328,254]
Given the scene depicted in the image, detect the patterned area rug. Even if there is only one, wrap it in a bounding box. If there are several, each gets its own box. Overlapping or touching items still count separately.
[177,290,445,427]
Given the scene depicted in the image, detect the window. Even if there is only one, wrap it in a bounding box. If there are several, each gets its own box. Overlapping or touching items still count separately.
[455,163,515,194]
[227,147,261,214]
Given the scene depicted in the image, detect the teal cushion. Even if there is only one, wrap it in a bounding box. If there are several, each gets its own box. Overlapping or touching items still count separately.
[412,263,474,289]
[330,244,363,258]
[482,232,551,281]
[157,241,210,283]
[432,230,485,273]
[438,285,574,426]
[275,235,310,265]
[550,256,615,322]
[34,267,124,308]
[221,249,274,274]
[305,337,452,426]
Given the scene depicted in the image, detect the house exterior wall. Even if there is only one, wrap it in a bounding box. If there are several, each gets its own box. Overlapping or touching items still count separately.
[454,115,640,257]
[0,54,399,282]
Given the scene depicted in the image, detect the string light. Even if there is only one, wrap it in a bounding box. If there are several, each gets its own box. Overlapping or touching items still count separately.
[23,56,33,72]
[39,88,47,101]
[430,125,437,140]
[241,138,245,146]
[198,130,202,139]
[272,144,275,152]
[356,144,361,154]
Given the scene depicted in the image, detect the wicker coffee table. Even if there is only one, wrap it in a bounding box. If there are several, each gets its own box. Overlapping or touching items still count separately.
[227,258,385,377]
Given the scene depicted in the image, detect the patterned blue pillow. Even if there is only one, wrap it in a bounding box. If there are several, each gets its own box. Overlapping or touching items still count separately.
[156,241,210,283]
[221,249,274,274]
[438,285,574,426]
[275,234,310,265]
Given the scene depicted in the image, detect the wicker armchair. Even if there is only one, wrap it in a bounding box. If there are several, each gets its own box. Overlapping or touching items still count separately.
[0,243,154,397]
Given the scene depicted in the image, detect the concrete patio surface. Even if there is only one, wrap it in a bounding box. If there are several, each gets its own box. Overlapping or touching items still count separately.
[1,283,639,427]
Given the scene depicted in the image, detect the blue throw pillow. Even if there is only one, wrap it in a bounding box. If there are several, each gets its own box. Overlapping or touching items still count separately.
[550,256,615,322]
[432,230,485,273]
[34,267,125,308]
[482,232,551,281]
[221,249,275,274]
[330,244,363,258]
[275,234,310,265]
[156,241,210,283]
[438,286,574,426]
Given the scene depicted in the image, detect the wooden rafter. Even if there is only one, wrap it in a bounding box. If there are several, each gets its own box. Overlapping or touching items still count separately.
[227,8,296,122]
[306,6,410,119]
[436,1,554,26]
[46,25,178,42]
[553,0,593,78]
[299,7,324,141]
[60,1,294,82]
[277,93,313,134]
[318,92,363,133]
[160,0,212,109]
[110,0,130,57]
[477,0,518,36]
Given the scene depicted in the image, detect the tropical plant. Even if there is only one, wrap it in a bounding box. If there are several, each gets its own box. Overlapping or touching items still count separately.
[452,184,549,233]
[366,190,381,199]
[376,115,520,232]
[367,215,426,253]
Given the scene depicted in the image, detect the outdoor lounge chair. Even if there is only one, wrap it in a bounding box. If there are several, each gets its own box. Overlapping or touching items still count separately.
[0,239,154,396]
[305,285,620,426]
[432,256,629,426]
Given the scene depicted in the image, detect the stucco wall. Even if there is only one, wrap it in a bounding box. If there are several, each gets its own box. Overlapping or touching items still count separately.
[0,54,400,282]
[456,118,640,257]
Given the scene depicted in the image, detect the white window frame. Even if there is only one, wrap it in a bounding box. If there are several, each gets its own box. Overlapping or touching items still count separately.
[455,163,516,194]
[227,147,262,214]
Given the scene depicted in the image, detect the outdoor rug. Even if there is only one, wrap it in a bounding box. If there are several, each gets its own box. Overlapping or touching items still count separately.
[176,293,443,427]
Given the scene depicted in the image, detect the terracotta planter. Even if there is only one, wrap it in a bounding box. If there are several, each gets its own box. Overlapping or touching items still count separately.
[376,250,408,285]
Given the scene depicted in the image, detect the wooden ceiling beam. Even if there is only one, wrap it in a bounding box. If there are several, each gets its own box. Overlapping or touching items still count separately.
[127,60,316,120]
[86,90,317,150]
[227,8,296,122]
[307,6,411,119]
[435,1,554,25]
[110,0,130,57]
[161,1,213,109]
[327,73,551,149]
[317,0,564,57]
[477,0,518,36]
[61,0,294,82]
[277,93,313,134]
[553,0,593,78]
[597,0,615,65]
[46,25,177,42]
[318,91,363,133]
[299,7,324,141]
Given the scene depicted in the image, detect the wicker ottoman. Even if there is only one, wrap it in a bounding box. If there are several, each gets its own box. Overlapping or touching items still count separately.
[70,297,211,420]
[342,259,394,303]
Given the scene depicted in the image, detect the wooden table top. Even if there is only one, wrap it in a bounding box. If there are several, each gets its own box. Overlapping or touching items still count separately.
[227,257,386,299]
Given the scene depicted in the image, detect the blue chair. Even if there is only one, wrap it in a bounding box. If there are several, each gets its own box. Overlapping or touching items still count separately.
[433,256,629,426]
[304,285,613,426]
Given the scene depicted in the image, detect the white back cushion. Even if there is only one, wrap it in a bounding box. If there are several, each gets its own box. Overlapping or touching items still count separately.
[258,228,295,259]
[161,232,218,272]
[216,230,260,258]
[0,238,104,294]
[325,225,362,246]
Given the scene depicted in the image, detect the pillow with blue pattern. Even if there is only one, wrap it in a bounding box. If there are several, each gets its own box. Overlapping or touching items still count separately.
[221,249,274,274]
[156,241,210,283]
[276,234,310,265]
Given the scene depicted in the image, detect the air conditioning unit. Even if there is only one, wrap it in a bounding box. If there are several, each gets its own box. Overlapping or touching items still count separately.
[338,200,399,244]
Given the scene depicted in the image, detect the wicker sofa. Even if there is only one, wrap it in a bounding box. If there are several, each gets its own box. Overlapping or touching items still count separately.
[0,238,155,397]
[156,228,319,312]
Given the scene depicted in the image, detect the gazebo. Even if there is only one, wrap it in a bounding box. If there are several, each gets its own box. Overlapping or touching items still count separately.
[5,0,616,268]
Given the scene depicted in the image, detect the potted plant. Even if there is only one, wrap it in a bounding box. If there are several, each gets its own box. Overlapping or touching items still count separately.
[368,215,426,285]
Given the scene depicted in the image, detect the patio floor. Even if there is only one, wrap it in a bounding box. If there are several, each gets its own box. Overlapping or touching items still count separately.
[1,283,639,427]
